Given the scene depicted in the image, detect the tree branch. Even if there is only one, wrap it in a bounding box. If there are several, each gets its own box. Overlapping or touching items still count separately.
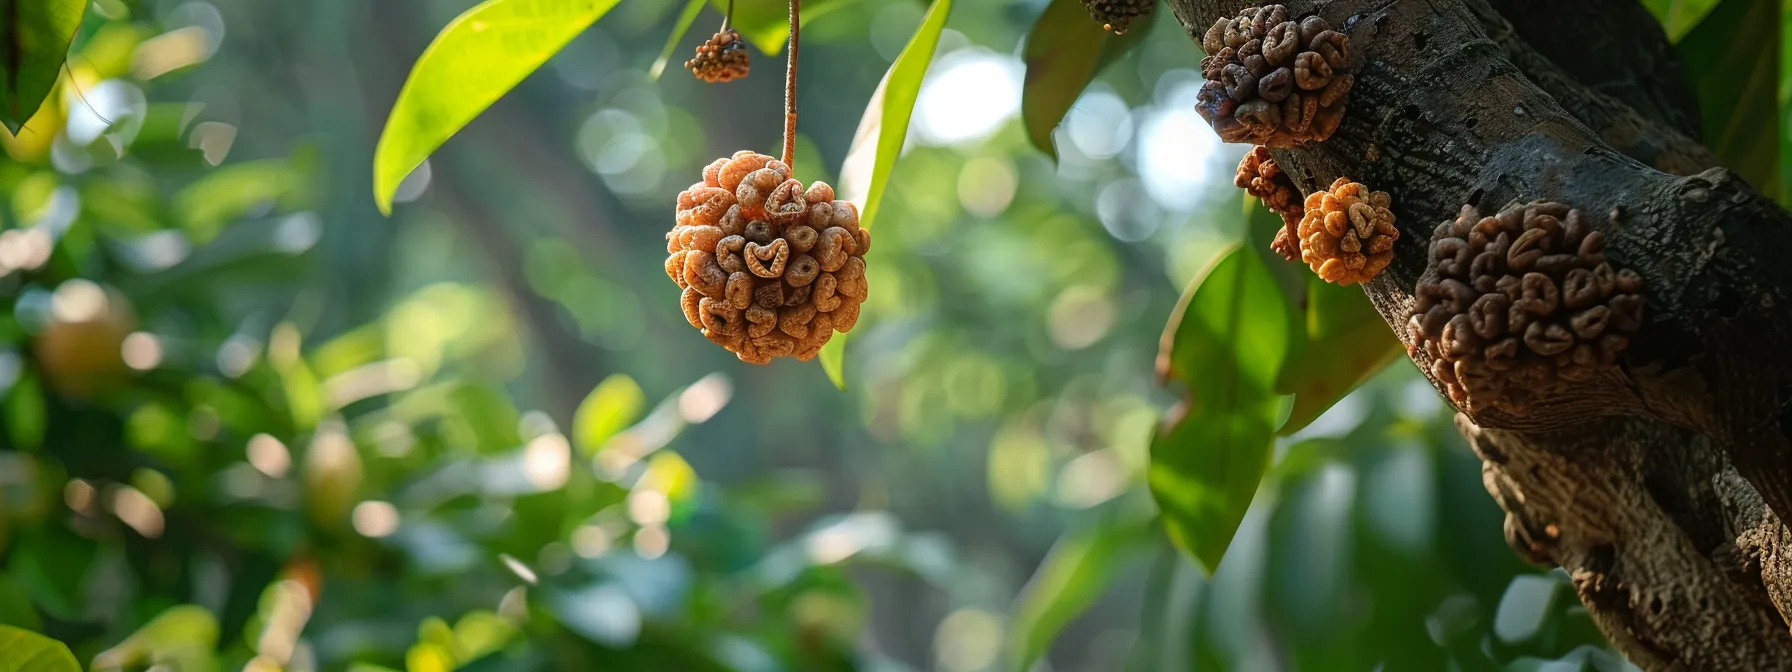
[1463,415,1792,669]
[1461,0,1716,175]
[1484,0,1703,139]
[1168,0,1792,665]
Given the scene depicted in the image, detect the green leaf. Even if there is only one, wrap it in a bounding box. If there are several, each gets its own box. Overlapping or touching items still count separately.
[649,0,707,80]
[1678,0,1779,198]
[173,155,313,242]
[0,575,39,632]
[825,0,952,389]
[1640,0,1724,41]
[8,528,94,620]
[0,0,86,133]
[373,0,621,215]
[1007,516,1155,672]
[1149,245,1292,573]
[572,373,645,456]
[1020,0,1153,161]
[819,335,846,390]
[451,382,522,454]
[5,372,44,451]
[91,605,220,671]
[1275,277,1402,435]
[0,625,79,672]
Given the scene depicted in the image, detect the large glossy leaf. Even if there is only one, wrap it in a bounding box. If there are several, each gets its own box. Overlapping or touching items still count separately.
[0,626,78,672]
[1150,245,1292,573]
[1007,515,1155,672]
[1640,0,1724,41]
[0,0,85,133]
[1678,0,1779,199]
[373,0,620,215]
[1020,0,1153,160]
[822,0,952,389]
[1275,276,1402,435]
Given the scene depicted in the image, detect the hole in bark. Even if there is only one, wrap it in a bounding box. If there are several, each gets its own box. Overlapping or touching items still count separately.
[1466,188,1485,207]
[1712,289,1742,319]
[1413,32,1429,50]
[1643,474,1692,517]
[1405,105,1423,120]
[1649,596,1664,614]
[1465,117,1478,129]
[1777,406,1792,444]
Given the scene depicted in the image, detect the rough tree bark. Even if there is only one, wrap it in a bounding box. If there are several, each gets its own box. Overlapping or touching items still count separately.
[1166,0,1792,668]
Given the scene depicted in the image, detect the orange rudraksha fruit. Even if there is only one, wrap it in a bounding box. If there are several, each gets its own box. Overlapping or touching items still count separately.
[1197,4,1354,147]
[1080,0,1154,34]
[1297,177,1397,285]
[685,29,750,83]
[1407,201,1645,413]
[669,151,870,364]
[1235,146,1303,262]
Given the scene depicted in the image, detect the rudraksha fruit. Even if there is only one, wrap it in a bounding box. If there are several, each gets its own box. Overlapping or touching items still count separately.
[1196,5,1354,147]
[1297,177,1397,285]
[1080,0,1154,34]
[1407,201,1645,412]
[1235,147,1302,262]
[685,29,750,83]
[668,151,870,364]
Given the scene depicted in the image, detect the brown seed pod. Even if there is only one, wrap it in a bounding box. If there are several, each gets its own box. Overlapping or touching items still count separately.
[1080,0,1154,34]
[686,29,751,84]
[669,151,871,364]
[1196,5,1354,147]
[1296,177,1398,284]
[1235,147,1303,262]
[1407,201,1646,413]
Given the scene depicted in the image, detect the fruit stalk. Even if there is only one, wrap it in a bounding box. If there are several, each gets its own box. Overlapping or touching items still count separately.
[783,0,799,169]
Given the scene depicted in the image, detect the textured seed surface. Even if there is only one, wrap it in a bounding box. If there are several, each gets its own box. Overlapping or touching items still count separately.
[1407,201,1646,413]
[1197,5,1354,147]
[686,30,751,84]
[1296,177,1398,285]
[669,151,871,363]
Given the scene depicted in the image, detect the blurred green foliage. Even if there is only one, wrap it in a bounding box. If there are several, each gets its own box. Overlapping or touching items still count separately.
[0,0,1684,670]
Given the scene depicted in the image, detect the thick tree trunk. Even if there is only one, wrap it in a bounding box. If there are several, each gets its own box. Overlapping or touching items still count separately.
[1166,1,1792,668]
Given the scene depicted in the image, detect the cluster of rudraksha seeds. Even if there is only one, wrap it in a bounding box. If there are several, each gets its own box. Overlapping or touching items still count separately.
[1407,201,1645,412]
[1297,177,1398,285]
[668,151,869,364]
[1235,147,1303,261]
[1197,5,1354,146]
[1080,0,1154,34]
[685,29,751,83]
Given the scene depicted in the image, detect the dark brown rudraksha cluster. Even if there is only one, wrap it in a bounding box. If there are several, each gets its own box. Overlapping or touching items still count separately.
[1080,0,1154,34]
[669,151,869,364]
[1197,5,1354,146]
[1235,147,1303,262]
[1298,177,1398,285]
[685,29,751,83]
[1407,201,1645,412]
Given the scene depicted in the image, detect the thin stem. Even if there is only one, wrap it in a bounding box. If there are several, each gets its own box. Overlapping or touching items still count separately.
[722,0,733,31]
[782,0,799,169]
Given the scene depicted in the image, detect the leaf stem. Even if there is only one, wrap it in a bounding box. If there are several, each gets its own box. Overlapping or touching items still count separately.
[722,0,733,31]
[782,0,799,169]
